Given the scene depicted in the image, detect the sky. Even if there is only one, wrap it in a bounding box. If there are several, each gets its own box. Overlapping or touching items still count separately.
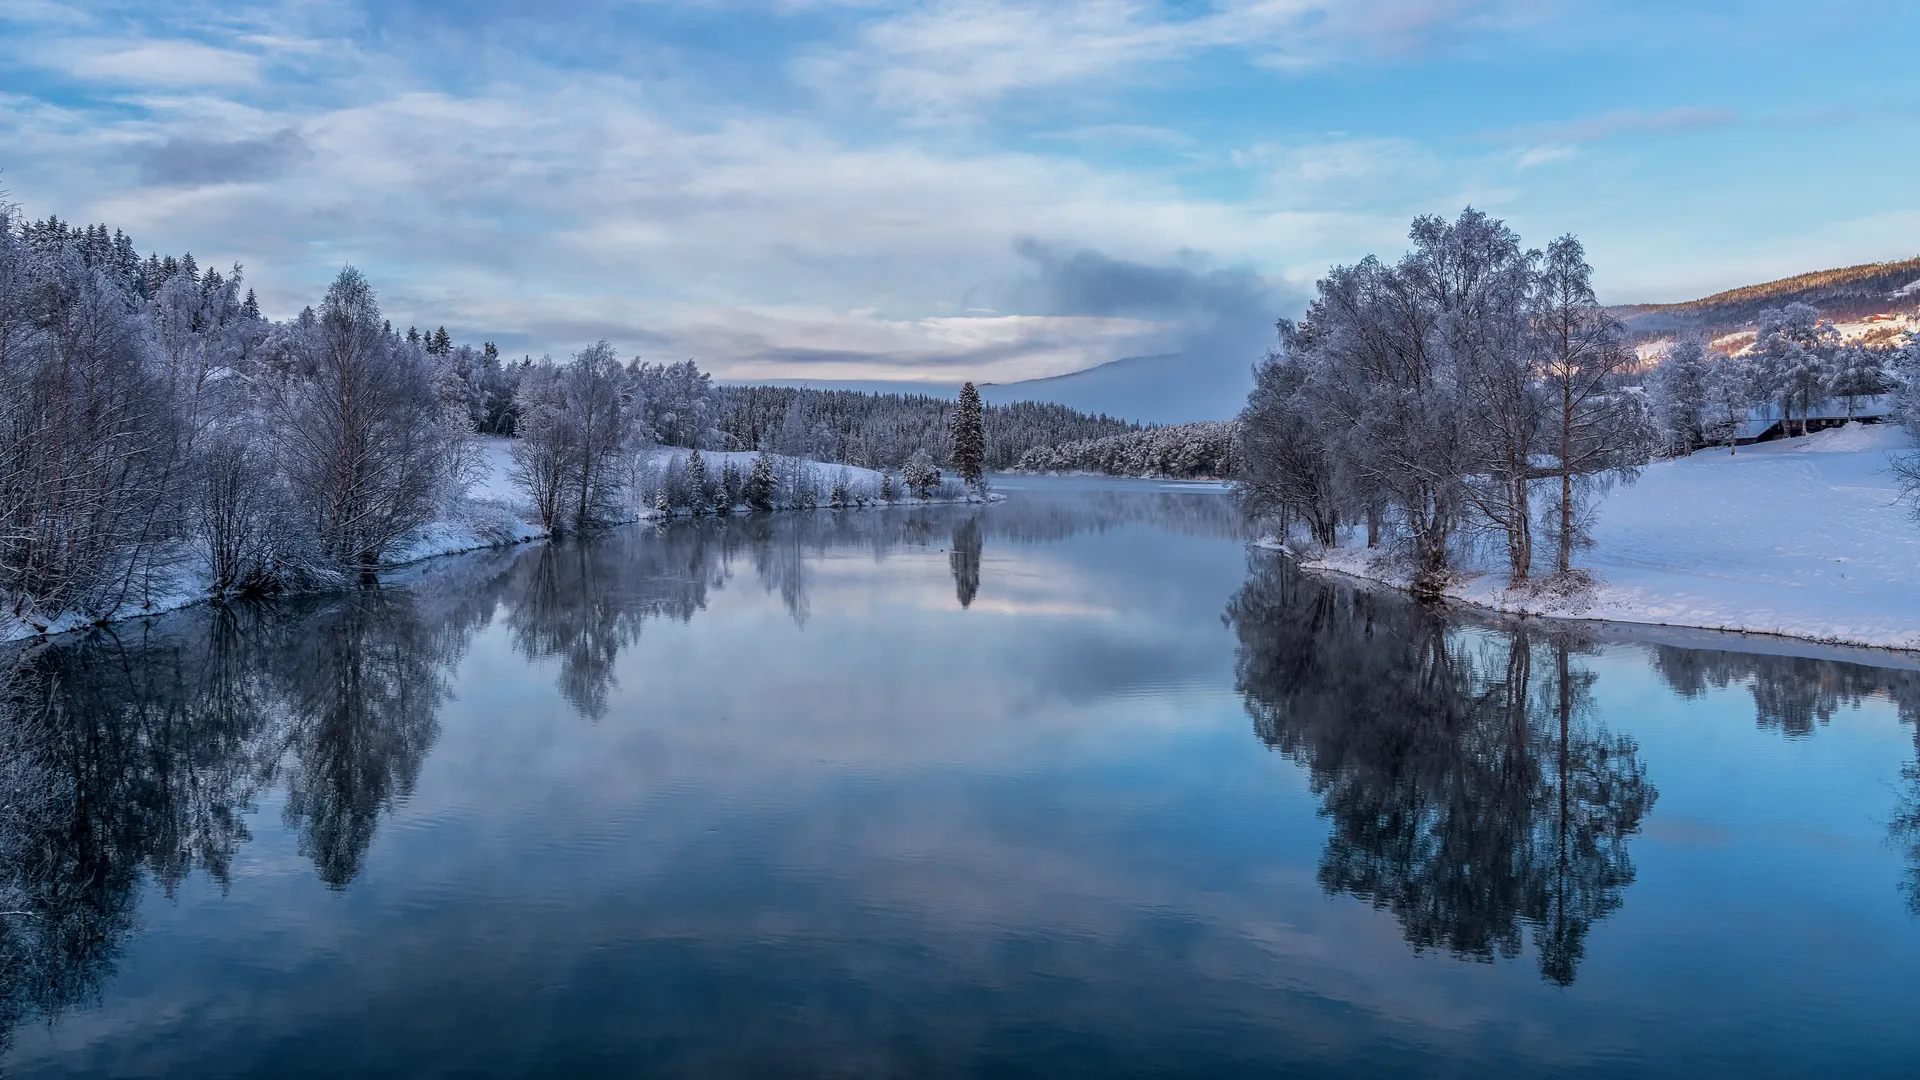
[2,0,1918,384]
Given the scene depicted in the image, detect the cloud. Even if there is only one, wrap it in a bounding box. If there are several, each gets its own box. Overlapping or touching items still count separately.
[138,127,310,186]
[797,0,1539,117]
[1515,143,1577,170]
[57,39,263,87]
[1008,240,1293,374]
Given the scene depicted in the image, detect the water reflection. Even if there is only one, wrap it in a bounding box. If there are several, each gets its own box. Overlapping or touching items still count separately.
[1226,554,1657,985]
[949,514,983,609]
[3,487,1919,1070]
[1646,643,1920,739]
[0,580,495,1053]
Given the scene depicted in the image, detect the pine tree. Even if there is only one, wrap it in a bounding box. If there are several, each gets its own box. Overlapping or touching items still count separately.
[685,449,708,513]
[721,459,743,510]
[241,288,261,320]
[407,326,421,345]
[951,381,985,490]
[432,326,452,355]
[746,451,777,511]
[879,472,896,502]
[829,476,849,508]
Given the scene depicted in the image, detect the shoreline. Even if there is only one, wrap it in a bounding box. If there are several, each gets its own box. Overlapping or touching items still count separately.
[1,491,998,646]
[1263,540,1920,657]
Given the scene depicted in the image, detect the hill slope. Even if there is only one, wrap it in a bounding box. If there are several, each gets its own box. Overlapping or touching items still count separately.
[980,352,1253,425]
[1613,256,1920,338]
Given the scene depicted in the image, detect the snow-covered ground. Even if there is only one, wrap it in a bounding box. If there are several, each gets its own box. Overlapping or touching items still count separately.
[1274,422,1920,651]
[4,439,992,640]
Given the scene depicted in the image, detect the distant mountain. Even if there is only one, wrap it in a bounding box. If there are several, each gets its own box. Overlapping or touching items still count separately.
[724,377,963,398]
[1612,256,1920,339]
[980,352,1252,425]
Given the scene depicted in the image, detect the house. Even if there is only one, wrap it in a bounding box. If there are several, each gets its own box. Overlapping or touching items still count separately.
[1717,394,1895,444]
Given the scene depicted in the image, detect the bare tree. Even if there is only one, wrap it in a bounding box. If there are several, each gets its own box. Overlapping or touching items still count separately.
[0,235,170,624]
[262,267,462,574]
[1535,236,1643,575]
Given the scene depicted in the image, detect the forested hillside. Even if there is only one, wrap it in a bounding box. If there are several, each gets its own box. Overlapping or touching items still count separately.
[1613,256,1920,338]
[711,385,1139,471]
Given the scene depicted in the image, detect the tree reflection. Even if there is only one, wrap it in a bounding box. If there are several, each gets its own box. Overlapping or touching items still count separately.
[1225,554,1655,985]
[0,579,491,1046]
[949,515,982,609]
[504,526,729,718]
[1643,643,1920,918]
[273,591,457,887]
[1647,644,1920,739]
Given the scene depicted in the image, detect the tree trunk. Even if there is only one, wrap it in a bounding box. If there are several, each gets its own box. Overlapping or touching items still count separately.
[1558,377,1574,574]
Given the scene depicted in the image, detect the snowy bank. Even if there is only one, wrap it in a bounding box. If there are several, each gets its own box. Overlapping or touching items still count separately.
[1267,422,1920,651]
[3,438,994,641]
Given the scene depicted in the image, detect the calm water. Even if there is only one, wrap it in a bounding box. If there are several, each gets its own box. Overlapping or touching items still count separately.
[2,476,1918,1078]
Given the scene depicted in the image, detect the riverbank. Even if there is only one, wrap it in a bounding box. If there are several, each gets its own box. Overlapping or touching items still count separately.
[2,439,995,642]
[1264,422,1920,652]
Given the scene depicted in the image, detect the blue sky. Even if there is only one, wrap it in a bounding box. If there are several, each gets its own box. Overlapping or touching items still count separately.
[2,1,1917,382]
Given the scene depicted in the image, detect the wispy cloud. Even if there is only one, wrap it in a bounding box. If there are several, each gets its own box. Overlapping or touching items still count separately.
[796,0,1539,118]
[54,38,265,86]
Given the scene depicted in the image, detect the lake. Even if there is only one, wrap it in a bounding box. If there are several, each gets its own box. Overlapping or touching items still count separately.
[2,475,1917,1078]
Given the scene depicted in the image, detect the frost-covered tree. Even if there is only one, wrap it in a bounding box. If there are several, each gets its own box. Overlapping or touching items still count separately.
[560,341,636,529]
[632,359,716,448]
[0,220,174,621]
[1017,421,1238,479]
[262,267,465,573]
[1752,303,1839,438]
[720,458,742,512]
[951,381,985,491]
[745,450,777,511]
[1827,343,1888,419]
[1535,235,1644,576]
[902,448,941,499]
[509,361,576,532]
[1702,352,1755,455]
[1650,337,1712,455]
[1236,344,1342,546]
[684,448,709,514]
[879,472,896,502]
[1235,210,1653,591]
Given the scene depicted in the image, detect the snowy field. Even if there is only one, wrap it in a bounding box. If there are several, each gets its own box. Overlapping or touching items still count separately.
[393,441,993,567]
[1279,422,1920,651]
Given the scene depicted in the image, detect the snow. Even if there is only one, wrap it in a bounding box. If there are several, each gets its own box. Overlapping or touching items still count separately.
[1273,422,1920,651]
[3,439,992,641]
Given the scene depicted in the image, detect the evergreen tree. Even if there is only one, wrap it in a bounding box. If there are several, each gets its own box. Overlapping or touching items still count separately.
[721,459,743,510]
[829,475,850,508]
[431,326,452,355]
[879,472,896,502]
[241,288,261,320]
[684,449,708,514]
[745,451,778,511]
[951,381,985,490]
